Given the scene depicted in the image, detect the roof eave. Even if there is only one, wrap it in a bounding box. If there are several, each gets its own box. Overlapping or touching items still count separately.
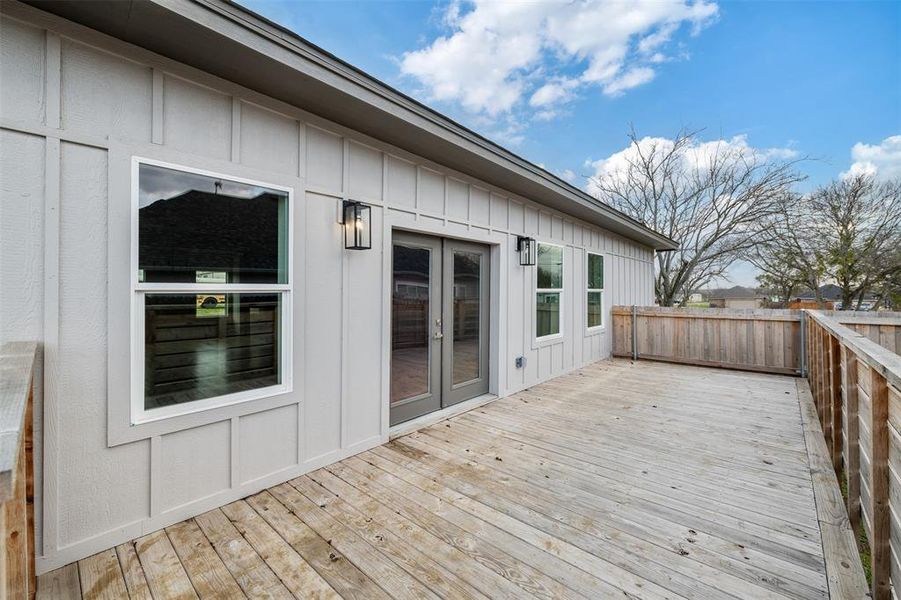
[21,0,679,251]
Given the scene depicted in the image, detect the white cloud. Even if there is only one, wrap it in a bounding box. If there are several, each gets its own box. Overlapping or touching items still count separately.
[401,0,718,118]
[602,67,656,97]
[585,134,797,196]
[842,135,901,181]
[529,77,580,108]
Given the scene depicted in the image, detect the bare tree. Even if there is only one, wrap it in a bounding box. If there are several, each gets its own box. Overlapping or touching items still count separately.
[589,129,805,305]
[870,248,901,310]
[809,174,901,309]
[746,200,804,306]
[745,195,828,306]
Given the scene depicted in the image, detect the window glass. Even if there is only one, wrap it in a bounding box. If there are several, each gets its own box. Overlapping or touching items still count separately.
[138,163,288,284]
[537,244,563,289]
[587,291,603,328]
[587,253,604,329]
[537,292,561,337]
[391,244,431,403]
[588,254,604,290]
[144,293,282,410]
[537,243,563,339]
[453,251,481,385]
[134,161,291,422]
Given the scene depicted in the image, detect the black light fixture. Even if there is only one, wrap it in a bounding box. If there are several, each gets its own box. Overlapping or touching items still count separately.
[342,200,371,250]
[517,236,536,266]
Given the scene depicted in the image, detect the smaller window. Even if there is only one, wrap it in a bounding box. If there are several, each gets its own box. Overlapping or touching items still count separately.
[537,243,563,338]
[587,253,604,329]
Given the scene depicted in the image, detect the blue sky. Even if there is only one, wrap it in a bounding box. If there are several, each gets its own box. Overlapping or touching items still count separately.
[241,0,900,285]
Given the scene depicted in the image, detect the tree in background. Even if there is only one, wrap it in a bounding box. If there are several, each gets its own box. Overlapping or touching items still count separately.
[589,129,805,305]
[743,174,901,309]
[745,194,828,307]
[810,174,901,309]
[871,249,901,310]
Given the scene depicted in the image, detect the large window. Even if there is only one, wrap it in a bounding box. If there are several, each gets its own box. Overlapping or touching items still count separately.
[133,159,292,423]
[587,252,605,329]
[536,243,563,338]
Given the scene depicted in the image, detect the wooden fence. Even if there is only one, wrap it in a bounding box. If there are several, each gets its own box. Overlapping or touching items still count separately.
[843,317,901,355]
[807,311,901,600]
[612,306,804,374]
[612,306,901,376]
[0,342,38,600]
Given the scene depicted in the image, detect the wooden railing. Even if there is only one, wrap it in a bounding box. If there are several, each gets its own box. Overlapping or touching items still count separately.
[807,311,901,600]
[842,316,901,355]
[0,342,38,600]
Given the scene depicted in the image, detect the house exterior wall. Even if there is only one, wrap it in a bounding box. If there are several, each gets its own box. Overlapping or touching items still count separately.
[0,3,656,572]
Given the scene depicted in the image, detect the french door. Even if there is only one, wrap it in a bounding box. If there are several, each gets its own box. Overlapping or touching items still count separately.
[390,232,490,426]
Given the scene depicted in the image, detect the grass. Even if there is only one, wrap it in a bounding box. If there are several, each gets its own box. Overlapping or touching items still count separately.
[684,302,711,308]
[839,474,873,585]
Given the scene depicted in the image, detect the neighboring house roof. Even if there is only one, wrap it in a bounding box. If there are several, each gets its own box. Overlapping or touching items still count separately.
[139,190,282,279]
[24,0,678,251]
[795,284,842,301]
[707,286,765,300]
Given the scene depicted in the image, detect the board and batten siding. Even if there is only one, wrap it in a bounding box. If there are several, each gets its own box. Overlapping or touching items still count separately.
[0,3,656,572]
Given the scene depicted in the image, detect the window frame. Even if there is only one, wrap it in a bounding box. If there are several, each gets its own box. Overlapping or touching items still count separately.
[535,241,565,342]
[586,251,605,333]
[129,156,294,425]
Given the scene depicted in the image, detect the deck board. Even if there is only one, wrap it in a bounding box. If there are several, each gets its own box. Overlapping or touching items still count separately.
[38,359,867,599]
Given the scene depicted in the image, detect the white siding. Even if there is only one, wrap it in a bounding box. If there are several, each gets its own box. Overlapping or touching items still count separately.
[0,6,657,572]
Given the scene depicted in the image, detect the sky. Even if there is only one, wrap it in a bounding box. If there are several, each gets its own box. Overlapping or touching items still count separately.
[240,0,900,286]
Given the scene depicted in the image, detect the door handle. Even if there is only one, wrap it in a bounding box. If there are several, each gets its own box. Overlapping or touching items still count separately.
[434,317,443,339]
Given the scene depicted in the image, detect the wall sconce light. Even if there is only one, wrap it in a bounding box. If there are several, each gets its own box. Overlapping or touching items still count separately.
[517,236,536,266]
[342,200,371,250]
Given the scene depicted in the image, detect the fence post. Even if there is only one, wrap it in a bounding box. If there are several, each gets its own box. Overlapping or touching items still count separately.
[869,368,891,600]
[631,305,638,361]
[799,311,807,377]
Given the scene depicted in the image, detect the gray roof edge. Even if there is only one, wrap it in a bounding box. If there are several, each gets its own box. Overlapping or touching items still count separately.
[191,0,678,250]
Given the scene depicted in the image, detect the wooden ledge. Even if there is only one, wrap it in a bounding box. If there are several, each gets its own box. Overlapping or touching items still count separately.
[0,341,38,503]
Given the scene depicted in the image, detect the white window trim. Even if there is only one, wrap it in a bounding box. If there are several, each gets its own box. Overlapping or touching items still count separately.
[586,251,605,334]
[129,156,294,425]
[535,241,564,343]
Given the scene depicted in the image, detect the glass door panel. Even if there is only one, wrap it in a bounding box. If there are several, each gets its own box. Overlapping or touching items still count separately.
[451,251,481,385]
[390,233,442,425]
[442,241,490,407]
[390,244,430,403]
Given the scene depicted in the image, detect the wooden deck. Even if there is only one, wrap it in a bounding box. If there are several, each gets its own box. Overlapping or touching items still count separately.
[38,359,862,599]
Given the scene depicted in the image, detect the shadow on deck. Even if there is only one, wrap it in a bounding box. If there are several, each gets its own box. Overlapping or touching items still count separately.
[38,359,866,599]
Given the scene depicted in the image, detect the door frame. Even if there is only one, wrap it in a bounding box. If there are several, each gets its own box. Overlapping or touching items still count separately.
[382,224,503,437]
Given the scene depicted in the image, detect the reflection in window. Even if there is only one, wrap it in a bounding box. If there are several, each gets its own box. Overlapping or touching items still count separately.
[537,243,563,338]
[134,161,290,418]
[138,163,288,284]
[196,271,227,318]
[587,253,604,328]
[391,244,431,403]
[453,251,481,385]
[144,294,281,410]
